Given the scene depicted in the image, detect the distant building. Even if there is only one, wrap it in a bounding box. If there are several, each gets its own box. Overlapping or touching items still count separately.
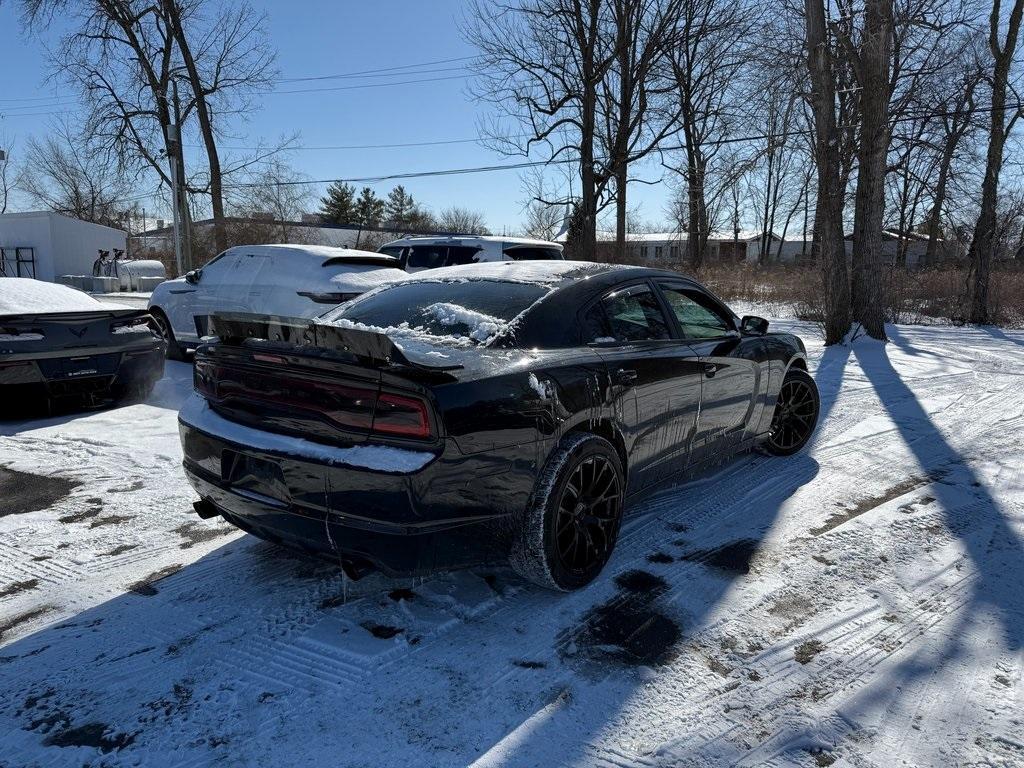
[559,227,954,268]
[0,211,128,282]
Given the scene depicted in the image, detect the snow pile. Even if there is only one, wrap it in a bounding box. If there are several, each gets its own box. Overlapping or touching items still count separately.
[422,302,502,343]
[178,395,435,472]
[0,278,107,315]
[327,317,477,350]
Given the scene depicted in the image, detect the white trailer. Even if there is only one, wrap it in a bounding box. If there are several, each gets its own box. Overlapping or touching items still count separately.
[0,211,128,283]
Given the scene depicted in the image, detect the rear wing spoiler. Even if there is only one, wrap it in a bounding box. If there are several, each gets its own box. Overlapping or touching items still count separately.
[1,307,151,323]
[204,312,462,372]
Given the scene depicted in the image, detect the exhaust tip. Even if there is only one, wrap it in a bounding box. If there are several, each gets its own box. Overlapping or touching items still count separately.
[193,498,220,520]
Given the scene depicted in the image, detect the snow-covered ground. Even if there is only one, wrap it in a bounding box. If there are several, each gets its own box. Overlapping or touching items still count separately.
[1,316,1022,767]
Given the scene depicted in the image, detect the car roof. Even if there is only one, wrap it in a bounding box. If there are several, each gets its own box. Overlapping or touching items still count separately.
[226,244,397,263]
[381,235,563,250]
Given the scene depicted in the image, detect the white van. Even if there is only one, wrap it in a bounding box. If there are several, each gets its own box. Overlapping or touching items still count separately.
[378,235,564,272]
[148,244,407,359]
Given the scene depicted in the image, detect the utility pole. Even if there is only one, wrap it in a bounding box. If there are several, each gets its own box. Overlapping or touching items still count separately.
[167,112,184,276]
[171,81,193,271]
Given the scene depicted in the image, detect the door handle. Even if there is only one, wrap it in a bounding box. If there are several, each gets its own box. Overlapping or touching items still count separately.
[614,368,638,385]
[703,363,718,377]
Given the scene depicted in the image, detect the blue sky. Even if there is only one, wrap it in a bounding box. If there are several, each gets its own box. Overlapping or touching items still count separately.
[0,0,672,232]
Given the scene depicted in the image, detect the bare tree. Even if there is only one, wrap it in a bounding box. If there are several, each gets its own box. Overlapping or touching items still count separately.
[0,132,13,214]
[467,0,617,259]
[438,207,491,235]
[599,0,682,258]
[16,0,280,257]
[666,0,757,268]
[966,0,1024,324]
[806,0,851,344]
[225,158,314,243]
[523,197,565,239]
[16,122,133,226]
[836,0,894,339]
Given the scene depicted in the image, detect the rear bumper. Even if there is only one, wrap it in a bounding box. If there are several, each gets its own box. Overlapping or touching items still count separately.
[178,395,543,575]
[0,342,165,398]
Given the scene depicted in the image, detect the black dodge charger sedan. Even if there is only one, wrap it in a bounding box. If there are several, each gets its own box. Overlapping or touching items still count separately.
[1,278,165,411]
[179,262,818,590]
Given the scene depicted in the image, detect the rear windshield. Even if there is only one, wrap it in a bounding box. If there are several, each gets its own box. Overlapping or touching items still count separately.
[321,279,549,344]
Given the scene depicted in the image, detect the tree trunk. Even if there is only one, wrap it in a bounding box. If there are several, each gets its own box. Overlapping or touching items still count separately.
[849,0,892,340]
[806,0,850,344]
[166,0,227,255]
[614,1,631,262]
[967,0,1024,324]
[925,139,956,264]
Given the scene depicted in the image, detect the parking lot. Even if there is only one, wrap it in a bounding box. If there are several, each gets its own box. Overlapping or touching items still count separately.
[1,314,1023,767]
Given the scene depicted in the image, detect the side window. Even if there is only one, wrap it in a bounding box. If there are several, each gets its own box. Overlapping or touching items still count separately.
[196,249,239,284]
[660,285,734,340]
[600,285,671,342]
[406,246,448,270]
[447,246,481,266]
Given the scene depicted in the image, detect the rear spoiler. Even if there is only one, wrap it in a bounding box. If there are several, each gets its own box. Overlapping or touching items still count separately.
[1,307,151,323]
[204,312,462,372]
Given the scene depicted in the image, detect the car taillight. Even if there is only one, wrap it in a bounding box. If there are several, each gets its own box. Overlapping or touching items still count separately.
[194,360,216,398]
[0,326,44,342]
[373,392,432,439]
[111,316,156,335]
[193,360,434,440]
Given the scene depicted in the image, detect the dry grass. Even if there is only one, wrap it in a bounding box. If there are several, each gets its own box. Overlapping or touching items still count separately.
[644,259,1024,329]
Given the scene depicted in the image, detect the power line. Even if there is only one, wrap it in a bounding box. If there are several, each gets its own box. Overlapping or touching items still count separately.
[216,99,1024,190]
[270,73,468,96]
[196,134,530,152]
[278,56,477,83]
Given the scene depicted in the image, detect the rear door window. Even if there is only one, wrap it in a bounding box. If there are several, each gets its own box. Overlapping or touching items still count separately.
[596,285,672,342]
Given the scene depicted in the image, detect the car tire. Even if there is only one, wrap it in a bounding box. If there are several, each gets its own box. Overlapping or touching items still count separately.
[150,308,187,361]
[511,432,625,591]
[761,367,820,456]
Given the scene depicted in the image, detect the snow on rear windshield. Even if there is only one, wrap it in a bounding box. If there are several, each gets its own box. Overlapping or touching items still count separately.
[319,279,549,345]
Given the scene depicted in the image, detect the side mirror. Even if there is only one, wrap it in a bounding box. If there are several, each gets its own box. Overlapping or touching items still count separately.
[184,269,201,284]
[740,315,769,336]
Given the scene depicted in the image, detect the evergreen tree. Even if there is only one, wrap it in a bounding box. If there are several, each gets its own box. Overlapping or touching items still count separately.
[319,181,356,224]
[384,185,416,225]
[354,186,385,226]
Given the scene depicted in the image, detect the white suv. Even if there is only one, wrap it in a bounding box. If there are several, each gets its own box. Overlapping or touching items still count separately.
[378,236,564,272]
[148,244,407,359]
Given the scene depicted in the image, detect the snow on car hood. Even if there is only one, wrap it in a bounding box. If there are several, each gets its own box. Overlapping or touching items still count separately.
[0,277,130,316]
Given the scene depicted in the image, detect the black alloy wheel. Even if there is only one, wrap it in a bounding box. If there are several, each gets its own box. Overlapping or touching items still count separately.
[764,368,820,456]
[554,453,623,574]
[511,433,626,591]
